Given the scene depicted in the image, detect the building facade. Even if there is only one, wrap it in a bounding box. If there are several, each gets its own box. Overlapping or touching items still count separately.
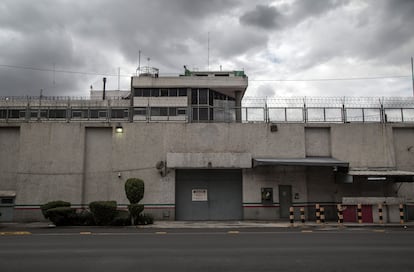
[1,68,414,223]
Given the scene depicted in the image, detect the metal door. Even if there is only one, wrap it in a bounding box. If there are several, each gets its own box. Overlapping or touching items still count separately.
[176,169,242,220]
[279,185,292,218]
[0,197,15,222]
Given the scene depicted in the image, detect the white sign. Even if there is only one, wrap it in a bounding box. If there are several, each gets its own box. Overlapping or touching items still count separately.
[192,189,208,201]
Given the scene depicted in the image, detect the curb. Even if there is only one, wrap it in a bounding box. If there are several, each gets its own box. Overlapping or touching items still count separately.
[0,231,31,235]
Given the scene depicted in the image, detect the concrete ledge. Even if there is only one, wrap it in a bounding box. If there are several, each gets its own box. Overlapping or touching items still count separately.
[167,152,252,168]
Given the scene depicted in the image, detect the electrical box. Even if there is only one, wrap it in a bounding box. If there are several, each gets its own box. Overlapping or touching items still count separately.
[261,188,273,204]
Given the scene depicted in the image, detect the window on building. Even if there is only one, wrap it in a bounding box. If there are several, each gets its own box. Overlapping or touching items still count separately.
[72,110,88,118]
[0,109,6,118]
[8,109,24,119]
[191,89,198,104]
[178,88,187,96]
[160,107,168,116]
[143,89,151,97]
[199,89,208,104]
[169,107,177,116]
[169,89,178,96]
[150,89,160,97]
[177,108,187,115]
[160,89,169,96]
[111,109,128,118]
[49,109,66,119]
[134,88,143,96]
[39,110,48,118]
[150,107,168,116]
[192,108,198,120]
[30,110,38,118]
[90,109,107,119]
[199,107,209,121]
[134,108,147,115]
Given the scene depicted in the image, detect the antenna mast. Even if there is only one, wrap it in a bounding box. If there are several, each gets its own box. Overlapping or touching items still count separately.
[411,57,414,96]
[136,50,141,76]
[207,32,210,71]
[118,67,120,91]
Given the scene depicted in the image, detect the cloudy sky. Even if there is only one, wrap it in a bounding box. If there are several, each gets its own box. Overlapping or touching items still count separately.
[0,0,413,98]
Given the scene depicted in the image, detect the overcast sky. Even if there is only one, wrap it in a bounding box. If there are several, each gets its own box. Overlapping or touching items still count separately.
[0,0,413,98]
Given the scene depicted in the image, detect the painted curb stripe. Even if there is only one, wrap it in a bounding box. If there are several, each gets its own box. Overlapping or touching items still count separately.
[0,231,31,235]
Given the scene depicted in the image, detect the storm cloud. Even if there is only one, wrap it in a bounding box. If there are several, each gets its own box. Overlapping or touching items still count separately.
[0,0,412,97]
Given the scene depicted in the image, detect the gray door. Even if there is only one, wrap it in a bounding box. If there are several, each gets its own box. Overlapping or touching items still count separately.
[279,185,292,218]
[176,169,242,220]
[0,197,15,222]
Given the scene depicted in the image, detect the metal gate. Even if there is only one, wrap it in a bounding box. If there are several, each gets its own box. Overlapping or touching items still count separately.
[175,169,242,220]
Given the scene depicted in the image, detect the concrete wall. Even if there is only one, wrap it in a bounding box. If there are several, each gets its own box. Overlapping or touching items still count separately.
[305,127,331,157]
[243,166,307,220]
[0,127,20,192]
[1,122,414,221]
[331,123,395,168]
[391,128,414,218]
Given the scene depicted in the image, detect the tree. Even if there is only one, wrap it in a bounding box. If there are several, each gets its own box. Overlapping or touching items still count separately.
[125,178,145,225]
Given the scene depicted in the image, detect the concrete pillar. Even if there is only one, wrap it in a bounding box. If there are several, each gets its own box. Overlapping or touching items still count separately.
[235,90,242,123]
[187,88,192,122]
[129,77,134,122]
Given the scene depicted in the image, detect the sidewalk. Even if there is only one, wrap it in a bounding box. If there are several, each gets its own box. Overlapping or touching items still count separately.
[1,220,413,232]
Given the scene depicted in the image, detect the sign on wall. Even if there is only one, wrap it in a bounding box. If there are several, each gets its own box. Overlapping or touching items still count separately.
[192,189,208,201]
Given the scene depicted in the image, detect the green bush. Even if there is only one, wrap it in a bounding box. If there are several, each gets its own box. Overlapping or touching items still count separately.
[137,213,154,225]
[41,201,71,219]
[89,201,117,225]
[44,207,75,226]
[72,209,95,226]
[125,178,145,204]
[110,210,131,226]
[128,204,144,223]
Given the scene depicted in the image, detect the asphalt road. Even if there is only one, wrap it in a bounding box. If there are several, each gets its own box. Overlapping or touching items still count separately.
[1,229,414,272]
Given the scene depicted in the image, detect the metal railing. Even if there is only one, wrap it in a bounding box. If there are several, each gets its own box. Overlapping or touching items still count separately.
[1,96,413,123]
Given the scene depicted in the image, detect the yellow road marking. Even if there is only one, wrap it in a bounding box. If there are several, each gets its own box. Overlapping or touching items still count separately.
[301,230,313,233]
[373,229,385,233]
[79,232,92,235]
[155,231,167,235]
[228,230,240,234]
[0,231,32,235]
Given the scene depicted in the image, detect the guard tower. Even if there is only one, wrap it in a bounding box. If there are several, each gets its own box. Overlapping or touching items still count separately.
[131,66,248,122]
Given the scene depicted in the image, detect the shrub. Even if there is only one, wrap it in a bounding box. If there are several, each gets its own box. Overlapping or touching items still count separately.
[89,201,117,225]
[44,207,75,226]
[125,178,145,204]
[110,210,131,226]
[72,209,95,226]
[41,201,71,219]
[128,204,144,224]
[137,213,154,225]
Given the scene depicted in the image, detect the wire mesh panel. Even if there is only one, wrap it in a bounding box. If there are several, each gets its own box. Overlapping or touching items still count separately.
[402,109,414,122]
[345,108,364,122]
[363,108,381,122]
[243,107,265,122]
[286,108,304,122]
[268,108,286,122]
[307,108,325,122]
[384,108,403,122]
[325,108,343,122]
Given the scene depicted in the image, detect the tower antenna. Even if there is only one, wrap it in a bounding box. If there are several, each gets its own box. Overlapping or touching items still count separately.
[411,57,414,96]
[207,32,210,71]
